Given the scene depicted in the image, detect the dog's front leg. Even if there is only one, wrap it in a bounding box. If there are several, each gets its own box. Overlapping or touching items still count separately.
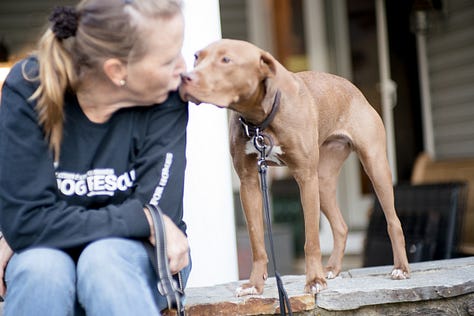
[236,175,269,296]
[295,173,327,294]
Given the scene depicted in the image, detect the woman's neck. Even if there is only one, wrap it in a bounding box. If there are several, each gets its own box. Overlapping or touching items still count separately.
[76,79,129,123]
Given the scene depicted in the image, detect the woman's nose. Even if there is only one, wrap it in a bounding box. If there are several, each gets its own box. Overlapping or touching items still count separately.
[174,55,186,76]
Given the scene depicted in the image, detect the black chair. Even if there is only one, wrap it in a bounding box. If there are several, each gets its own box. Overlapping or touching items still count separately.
[363,182,467,267]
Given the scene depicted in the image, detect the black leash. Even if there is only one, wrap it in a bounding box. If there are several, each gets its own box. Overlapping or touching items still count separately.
[254,133,293,316]
[239,90,293,316]
[145,204,186,316]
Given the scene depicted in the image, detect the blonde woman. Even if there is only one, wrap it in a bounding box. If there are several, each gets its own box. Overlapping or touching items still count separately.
[0,0,191,314]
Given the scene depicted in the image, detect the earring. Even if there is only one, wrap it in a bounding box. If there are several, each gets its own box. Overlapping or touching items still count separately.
[119,79,126,87]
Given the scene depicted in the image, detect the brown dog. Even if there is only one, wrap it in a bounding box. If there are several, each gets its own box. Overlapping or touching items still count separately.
[180,39,410,295]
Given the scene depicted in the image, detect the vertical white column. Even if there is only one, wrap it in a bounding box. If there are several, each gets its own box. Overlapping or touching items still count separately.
[415,10,435,158]
[375,0,398,184]
[181,0,239,287]
[303,0,329,72]
[246,0,275,53]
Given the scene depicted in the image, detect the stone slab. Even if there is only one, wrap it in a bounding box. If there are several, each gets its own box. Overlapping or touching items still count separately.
[184,275,315,315]
[318,258,474,310]
[183,257,474,315]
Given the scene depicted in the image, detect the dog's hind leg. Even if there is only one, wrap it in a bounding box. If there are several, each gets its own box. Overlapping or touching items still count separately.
[357,144,410,279]
[318,140,351,279]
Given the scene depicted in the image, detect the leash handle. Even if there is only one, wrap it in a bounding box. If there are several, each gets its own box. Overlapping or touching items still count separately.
[145,204,185,316]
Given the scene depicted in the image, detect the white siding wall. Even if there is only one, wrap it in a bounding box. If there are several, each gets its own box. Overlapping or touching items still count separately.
[428,0,474,159]
[218,0,248,40]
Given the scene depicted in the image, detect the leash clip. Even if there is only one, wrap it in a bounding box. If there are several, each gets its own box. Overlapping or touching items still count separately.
[253,134,266,152]
[239,117,252,138]
[253,132,274,160]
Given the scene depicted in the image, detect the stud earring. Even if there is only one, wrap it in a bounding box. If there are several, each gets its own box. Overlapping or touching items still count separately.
[119,79,126,87]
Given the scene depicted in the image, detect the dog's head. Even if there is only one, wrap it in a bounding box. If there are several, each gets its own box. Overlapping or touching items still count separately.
[179,39,278,108]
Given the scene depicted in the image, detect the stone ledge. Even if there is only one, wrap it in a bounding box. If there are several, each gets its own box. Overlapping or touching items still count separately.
[181,257,474,315]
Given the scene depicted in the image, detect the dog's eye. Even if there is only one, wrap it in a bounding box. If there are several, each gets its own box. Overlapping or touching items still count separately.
[221,56,231,64]
[193,53,199,66]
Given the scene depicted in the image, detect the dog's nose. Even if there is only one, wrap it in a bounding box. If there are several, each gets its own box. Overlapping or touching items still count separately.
[180,73,192,84]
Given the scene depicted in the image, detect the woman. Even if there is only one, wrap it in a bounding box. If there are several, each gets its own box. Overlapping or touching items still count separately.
[0,0,190,314]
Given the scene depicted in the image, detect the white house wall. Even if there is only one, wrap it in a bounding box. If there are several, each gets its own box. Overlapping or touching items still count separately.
[428,0,474,159]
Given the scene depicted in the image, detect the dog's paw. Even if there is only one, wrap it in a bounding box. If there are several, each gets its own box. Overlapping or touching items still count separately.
[310,283,323,294]
[390,268,409,280]
[326,271,336,279]
[304,281,326,294]
[235,285,259,297]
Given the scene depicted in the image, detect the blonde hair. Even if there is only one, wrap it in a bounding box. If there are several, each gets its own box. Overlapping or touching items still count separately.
[28,0,182,161]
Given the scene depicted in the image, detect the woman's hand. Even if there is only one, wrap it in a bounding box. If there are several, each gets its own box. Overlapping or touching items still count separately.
[143,208,189,274]
[0,236,14,297]
[143,207,156,246]
[162,215,189,274]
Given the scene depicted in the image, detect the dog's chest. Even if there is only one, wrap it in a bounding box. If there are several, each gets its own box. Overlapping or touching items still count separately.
[245,139,285,165]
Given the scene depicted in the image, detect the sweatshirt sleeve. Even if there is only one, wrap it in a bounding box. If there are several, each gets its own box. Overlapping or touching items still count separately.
[0,61,187,251]
[131,92,188,230]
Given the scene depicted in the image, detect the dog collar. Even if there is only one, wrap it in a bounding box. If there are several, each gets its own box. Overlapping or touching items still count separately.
[239,90,281,138]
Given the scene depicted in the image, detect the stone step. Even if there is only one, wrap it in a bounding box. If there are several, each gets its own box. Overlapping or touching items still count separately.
[181,257,474,315]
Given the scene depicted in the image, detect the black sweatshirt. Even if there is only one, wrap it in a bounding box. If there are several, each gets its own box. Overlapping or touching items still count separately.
[0,56,188,253]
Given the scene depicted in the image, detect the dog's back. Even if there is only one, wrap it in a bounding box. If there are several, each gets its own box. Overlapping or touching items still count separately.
[293,70,384,148]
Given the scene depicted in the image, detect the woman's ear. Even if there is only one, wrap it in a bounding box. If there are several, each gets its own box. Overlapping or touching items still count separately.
[103,58,127,87]
[260,51,277,78]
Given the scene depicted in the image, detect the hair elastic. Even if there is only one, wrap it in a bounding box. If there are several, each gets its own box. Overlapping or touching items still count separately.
[49,6,79,40]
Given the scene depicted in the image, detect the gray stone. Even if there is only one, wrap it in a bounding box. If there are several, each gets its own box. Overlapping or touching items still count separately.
[317,258,474,310]
[183,257,474,315]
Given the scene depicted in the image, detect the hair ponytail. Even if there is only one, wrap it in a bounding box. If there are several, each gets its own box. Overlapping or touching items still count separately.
[29,29,77,162]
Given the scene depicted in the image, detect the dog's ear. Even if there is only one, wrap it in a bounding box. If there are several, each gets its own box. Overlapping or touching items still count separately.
[260,51,277,77]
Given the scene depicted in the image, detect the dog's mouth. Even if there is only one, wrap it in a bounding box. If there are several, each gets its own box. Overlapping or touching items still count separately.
[178,86,202,105]
[187,95,226,108]
[184,93,203,105]
[179,85,231,109]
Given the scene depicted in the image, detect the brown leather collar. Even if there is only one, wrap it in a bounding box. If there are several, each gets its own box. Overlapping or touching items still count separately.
[239,90,281,138]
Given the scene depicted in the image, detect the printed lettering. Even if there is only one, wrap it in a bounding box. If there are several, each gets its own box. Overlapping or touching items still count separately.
[104,175,117,191]
[93,175,106,192]
[55,169,136,197]
[59,179,75,196]
[150,153,173,205]
[75,180,87,196]
[117,174,130,191]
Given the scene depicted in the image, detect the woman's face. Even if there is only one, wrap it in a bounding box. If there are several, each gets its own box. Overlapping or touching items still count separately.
[125,13,186,105]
